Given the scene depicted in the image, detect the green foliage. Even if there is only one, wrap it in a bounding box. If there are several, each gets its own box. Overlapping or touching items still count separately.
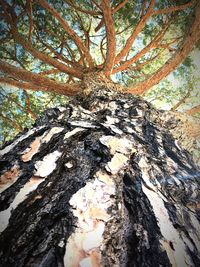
[0,88,68,145]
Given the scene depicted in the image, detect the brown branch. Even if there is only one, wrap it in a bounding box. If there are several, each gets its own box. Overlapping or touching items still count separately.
[112,0,129,13]
[0,3,83,78]
[100,36,106,61]
[115,0,156,64]
[1,89,26,116]
[101,0,116,77]
[141,0,148,17]
[1,46,26,69]
[95,0,128,32]
[112,18,172,74]
[186,104,200,116]
[2,7,83,79]
[152,0,196,15]
[0,62,80,96]
[39,69,61,76]
[0,77,45,91]
[39,0,94,68]
[74,10,91,51]
[64,0,100,16]
[0,88,37,120]
[95,18,105,33]
[128,53,160,71]
[34,24,78,64]
[171,90,192,111]
[23,90,38,120]
[127,1,200,95]
[91,0,102,11]
[27,0,33,41]
[0,113,23,132]
[36,32,84,71]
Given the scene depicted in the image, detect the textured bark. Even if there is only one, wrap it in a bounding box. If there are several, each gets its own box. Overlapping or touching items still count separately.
[0,86,199,267]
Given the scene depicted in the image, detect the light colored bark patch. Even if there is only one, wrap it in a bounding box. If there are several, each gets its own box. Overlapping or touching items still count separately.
[70,121,97,128]
[106,153,128,174]
[42,127,64,143]
[141,180,194,267]
[21,138,41,162]
[99,136,136,155]
[21,127,64,162]
[34,151,62,177]
[0,126,44,156]
[0,165,21,193]
[0,176,44,233]
[64,128,85,139]
[64,173,115,267]
[138,157,197,266]
[95,170,114,185]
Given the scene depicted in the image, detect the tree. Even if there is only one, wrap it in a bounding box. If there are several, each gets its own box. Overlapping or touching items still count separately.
[0,0,200,266]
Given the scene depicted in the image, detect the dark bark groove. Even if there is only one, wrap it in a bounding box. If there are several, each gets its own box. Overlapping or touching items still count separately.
[0,87,199,267]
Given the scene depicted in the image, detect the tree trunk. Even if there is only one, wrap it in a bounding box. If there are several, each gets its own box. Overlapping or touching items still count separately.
[0,84,199,267]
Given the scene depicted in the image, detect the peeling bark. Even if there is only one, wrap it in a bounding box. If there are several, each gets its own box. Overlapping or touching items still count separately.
[0,87,199,267]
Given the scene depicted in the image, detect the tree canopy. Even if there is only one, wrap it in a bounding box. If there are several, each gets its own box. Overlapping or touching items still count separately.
[0,0,200,143]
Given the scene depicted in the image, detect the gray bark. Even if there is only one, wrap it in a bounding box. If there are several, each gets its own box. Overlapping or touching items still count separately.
[0,87,199,267]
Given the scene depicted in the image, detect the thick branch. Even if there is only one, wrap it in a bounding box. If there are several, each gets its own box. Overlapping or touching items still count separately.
[128,2,200,95]
[152,0,196,15]
[112,0,129,13]
[36,32,84,72]
[101,0,116,76]
[115,0,156,64]
[0,2,82,79]
[0,77,48,92]
[39,0,94,68]
[9,25,83,78]
[112,18,172,74]
[186,104,200,115]
[0,62,80,96]
[95,0,128,33]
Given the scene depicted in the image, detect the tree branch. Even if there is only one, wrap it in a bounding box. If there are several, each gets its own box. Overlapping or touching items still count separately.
[0,89,37,120]
[127,1,200,95]
[27,0,33,41]
[39,0,94,68]
[112,18,172,74]
[35,31,84,72]
[171,90,191,111]
[64,0,100,16]
[152,0,196,15]
[186,104,200,116]
[8,25,83,78]
[23,89,38,120]
[0,3,83,79]
[112,0,129,13]
[39,69,61,76]
[95,0,128,32]
[101,0,116,77]
[115,0,156,64]
[0,61,80,96]
[0,113,23,132]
